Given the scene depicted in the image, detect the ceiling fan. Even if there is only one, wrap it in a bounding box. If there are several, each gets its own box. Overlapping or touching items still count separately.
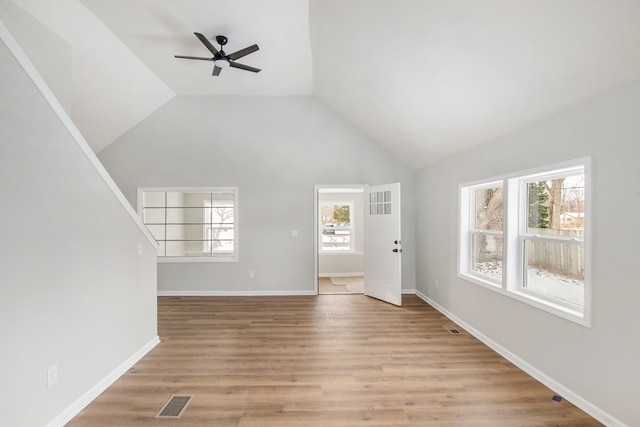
[175,32,260,76]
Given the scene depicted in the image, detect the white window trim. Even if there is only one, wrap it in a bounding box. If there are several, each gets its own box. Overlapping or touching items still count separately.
[460,180,504,288]
[511,168,585,314]
[458,158,591,327]
[137,187,239,263]
[319,201,356,253]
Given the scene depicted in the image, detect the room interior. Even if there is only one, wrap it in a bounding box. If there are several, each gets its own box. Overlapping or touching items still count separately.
[1,1,640,426]
[317,187,364,295]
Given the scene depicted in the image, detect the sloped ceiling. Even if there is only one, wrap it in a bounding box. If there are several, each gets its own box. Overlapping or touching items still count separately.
[1,0,176,153]
[311,0,640,168]
[2,0,640,168]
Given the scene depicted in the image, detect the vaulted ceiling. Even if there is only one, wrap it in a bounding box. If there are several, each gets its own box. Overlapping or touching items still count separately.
[3,0,640,168]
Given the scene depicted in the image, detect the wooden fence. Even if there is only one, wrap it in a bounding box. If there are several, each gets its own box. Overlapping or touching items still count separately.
[527,228,584,278]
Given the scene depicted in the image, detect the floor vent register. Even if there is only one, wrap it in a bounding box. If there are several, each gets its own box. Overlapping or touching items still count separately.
[154,394,193,419]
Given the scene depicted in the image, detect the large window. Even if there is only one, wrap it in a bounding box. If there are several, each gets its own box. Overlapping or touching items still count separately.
[319,202,354,252]
[459,159,589,325]
[138,188,238,262]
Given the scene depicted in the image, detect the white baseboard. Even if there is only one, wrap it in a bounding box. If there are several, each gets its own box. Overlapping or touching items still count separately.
[318,272,364,278]
[158,290,317,297]
[414,290,625,427]
[159,289,414,297]
[46,336,160,427]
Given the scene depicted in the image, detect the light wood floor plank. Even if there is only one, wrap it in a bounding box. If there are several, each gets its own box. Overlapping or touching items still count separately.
[67,295,602,426]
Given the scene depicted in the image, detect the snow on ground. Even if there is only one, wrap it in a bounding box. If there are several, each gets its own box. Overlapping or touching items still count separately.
[474,260,583,306]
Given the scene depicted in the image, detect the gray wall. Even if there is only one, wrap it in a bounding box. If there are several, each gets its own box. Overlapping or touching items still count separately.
[416,81,640,425]
[0,34,158,426]
[99,96,416,294]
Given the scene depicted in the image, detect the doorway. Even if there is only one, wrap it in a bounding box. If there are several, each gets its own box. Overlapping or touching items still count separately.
[315,186,365,295]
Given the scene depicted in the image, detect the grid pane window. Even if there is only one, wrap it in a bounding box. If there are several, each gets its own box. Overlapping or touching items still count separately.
[139,188,237,261]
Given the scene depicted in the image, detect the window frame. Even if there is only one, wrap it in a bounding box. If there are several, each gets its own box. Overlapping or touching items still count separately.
[461,181,504,287]
[137,187,239,263]
[319,201,356,253]
[458,158,591,327]
[514,168,585,313]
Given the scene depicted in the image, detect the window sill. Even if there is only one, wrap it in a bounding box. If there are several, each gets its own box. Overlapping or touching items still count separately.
[158,256,237,263]
[319,251,363,255]
[458,272,501,291]
[458,272,589,327]
[508,289,588,327]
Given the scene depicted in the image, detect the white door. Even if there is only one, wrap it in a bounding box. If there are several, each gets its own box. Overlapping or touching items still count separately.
[364,183,402,306]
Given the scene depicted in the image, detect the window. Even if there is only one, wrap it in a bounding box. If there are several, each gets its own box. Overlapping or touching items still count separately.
[459,159,590,325]
[468,182,504,285]
[519,171,585,309]
[138,188,238,262]
[369,190,392,215]
[319,202,354,252]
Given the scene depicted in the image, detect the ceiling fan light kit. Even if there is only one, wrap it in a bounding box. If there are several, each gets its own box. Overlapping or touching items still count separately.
[175,32,260,76]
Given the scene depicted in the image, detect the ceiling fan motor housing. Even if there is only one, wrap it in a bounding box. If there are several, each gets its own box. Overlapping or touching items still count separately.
[215,35,228,46]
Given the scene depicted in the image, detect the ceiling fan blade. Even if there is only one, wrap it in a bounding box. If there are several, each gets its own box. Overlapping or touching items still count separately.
[212,65,222,76]
[229,62,261,73]
[228,44,259,60]
[175,55,213,61]
[194,32,220,56]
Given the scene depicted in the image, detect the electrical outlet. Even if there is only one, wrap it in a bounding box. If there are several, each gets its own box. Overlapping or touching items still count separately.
[47,364,58,387]
[248,270,254,279]
[435,279,439,288]
[137,243,143,255]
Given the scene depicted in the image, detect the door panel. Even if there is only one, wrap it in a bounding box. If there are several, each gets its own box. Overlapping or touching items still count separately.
[364,183,402,306]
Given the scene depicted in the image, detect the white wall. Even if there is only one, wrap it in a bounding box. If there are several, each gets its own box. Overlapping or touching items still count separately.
[0,0,73,113]
[318,190,364,276]
[99,96,416,294]
[0,29,158,426]
[416,81,640,425]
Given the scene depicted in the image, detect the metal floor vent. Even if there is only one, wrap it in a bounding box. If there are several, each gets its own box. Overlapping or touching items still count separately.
[443,325,463,335]
[154,394,193,419]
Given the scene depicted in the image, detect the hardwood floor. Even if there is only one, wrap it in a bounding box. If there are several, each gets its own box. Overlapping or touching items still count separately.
[67,295,602,426]
[318,276,364,294]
